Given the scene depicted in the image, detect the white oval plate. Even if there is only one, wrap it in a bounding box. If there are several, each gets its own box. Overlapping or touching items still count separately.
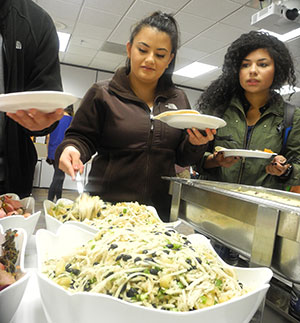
[220,149,276,159]
[158,114,226,130]
[0,91,78,113]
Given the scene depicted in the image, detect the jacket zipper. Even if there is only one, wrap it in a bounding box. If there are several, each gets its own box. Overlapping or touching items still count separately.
[2,32,10,92]
[237,115,268,183]
[237,117,253,183]
[143,105,155,200]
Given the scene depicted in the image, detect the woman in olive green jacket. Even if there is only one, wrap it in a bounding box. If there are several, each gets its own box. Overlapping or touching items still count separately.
[196,31,300,190]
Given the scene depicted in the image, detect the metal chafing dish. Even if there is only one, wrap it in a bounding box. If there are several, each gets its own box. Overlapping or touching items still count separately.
[165,177,300,283]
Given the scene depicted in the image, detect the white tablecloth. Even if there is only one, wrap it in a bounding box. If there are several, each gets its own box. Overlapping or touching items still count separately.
[10,236,48,323]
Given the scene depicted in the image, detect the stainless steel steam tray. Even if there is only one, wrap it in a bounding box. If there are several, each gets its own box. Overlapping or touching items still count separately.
[165,177,300,283]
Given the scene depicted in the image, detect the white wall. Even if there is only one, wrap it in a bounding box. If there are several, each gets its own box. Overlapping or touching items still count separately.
[60,63,203,110]
[61,64,97,99]
[178,86,203,109]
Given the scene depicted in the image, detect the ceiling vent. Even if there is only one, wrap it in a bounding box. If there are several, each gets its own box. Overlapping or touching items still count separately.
[100,41,127,56]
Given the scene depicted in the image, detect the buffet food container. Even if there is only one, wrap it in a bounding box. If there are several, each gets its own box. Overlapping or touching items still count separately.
[36,224,272,323]
[43,198,181,234]
[0,225,31,323]
[165,177,300,283]
[0,194,41,237]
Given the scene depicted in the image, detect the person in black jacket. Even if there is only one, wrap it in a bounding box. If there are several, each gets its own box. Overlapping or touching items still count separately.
[0,0,64,198]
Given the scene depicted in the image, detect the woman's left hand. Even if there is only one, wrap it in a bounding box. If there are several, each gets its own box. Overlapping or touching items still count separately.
[187,128,216,146]
[7,108,64,131]
[265,155,290,176]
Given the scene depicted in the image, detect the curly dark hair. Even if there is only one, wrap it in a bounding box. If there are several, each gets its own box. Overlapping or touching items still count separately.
[198,30,297,116]
[126,11,179,90]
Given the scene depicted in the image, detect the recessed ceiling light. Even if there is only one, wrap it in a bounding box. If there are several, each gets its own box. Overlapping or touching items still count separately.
[57,31,71,52]
[174,62,218,78]
[259,27,300,41]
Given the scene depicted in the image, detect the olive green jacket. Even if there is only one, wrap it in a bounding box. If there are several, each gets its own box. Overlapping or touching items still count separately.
[197,96,300,189]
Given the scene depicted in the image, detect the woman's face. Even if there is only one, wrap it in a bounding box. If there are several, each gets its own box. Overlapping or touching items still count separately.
[239,48,275,96]
[126,26,174,87]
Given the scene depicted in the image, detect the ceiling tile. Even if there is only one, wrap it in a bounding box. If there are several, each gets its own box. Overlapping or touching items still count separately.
[222,6,259,31]
[180,31,196,44]
[174,56,194,70]
[144,0,190,10]
[200,46,229,67]
[182,0,241,21]
[37,0,81,22]
[230,0,250,4]
[172,74,192,85]
[78,7,121,29]
[67,44,98,57]
[126,0,174,19]
[90,59,123,71]
[199,23,245,44]
[63,52,94,66]
[108,17,137,45]
[177,46,207,61]
[184,35,226,53]
[92,51,126,65]
[73,23,112,40]
[182,68,222,88]
[85,0,135,14]
[70,36,104,50]
[175,12,215,35]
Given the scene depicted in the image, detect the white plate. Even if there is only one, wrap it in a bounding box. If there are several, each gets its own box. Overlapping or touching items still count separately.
[0,91,78,113]
[157,114,226,130]
[36,225,272,323]
[220,149,276,159]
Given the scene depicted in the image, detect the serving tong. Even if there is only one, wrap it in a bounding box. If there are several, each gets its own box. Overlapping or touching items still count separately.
[75,172,84,196]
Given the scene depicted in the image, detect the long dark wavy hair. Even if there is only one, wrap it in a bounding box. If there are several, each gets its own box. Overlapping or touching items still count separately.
[126,11,179,90]
[198,31,297,116]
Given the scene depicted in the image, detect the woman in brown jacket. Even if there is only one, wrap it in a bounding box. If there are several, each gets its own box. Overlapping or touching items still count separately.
[56,12,214,221]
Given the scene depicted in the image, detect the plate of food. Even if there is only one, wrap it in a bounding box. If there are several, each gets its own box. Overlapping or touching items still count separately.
[0,91,78,113]
[154,110,226,130]
[218,148,276,159]
[36,223,272,323]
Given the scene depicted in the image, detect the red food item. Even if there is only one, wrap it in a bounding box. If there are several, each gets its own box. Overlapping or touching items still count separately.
[0,209,6,218]
[0,195,29,218]
[2,203,14,213]
[0,269,16,287]
[4,196,22,210]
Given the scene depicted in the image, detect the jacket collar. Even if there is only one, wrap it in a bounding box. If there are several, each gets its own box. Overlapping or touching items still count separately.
[230,95,284,118]
[109,67,177,103]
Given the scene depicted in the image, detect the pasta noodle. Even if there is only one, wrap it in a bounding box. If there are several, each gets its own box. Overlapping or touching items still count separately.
[42,222,248,312]
[48,194,162,228]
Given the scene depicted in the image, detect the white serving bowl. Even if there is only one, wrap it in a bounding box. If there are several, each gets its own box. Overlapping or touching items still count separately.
[44,199,181,234]
[36,224,273,323]
[0,194,41,237]
[0,225,31,323]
